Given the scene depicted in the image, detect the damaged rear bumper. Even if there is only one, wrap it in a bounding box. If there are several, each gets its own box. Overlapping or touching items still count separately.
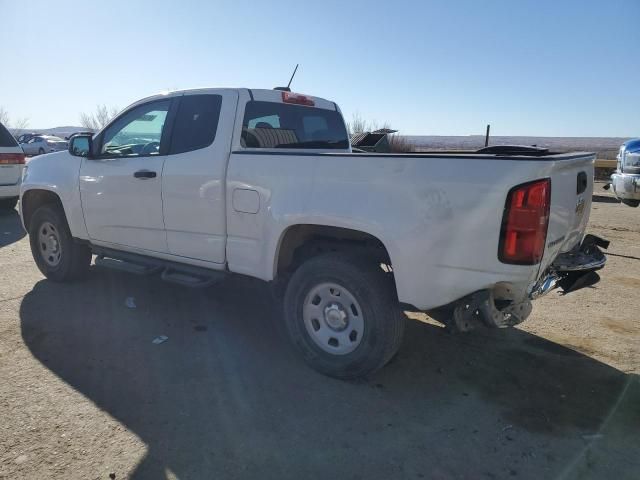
[428,234,608,332]
[530,234,608,299]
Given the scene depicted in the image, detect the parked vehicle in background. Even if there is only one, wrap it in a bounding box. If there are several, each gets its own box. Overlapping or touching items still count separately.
[19,87,607,378]
[0,121,26,211]
[610,139,640,207]
[16,133,40,144]
[65,131,94,140]
[20,135,68,156]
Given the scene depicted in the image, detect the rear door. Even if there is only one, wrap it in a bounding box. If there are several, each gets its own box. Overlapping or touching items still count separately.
[79,98,175,253]
[161,89,238,263]
[0,123,24,187]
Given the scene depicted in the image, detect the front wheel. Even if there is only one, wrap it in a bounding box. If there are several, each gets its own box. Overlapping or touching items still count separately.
[283,253,405,379]
[38,148,45,155]
[28,205,91,281]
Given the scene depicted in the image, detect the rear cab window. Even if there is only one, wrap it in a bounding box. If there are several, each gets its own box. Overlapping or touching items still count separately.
[241,100,349,149]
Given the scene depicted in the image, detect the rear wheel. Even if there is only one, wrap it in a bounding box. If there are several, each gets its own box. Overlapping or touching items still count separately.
[283,253,405,379]
[28,205,91,281]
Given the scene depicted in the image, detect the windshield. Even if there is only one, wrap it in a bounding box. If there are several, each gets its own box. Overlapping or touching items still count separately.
[241,101,349,149]
[622,142,640,170]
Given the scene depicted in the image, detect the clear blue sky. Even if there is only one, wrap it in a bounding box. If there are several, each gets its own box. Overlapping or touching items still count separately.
[1,0,638,136]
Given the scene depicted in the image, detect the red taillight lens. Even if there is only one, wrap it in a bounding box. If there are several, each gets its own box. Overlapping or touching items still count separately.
[0,153,26,164]
[281,91,315,106]
[499,179,551,264]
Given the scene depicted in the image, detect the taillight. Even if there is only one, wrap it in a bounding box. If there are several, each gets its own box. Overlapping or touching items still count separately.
[0,153,26,165]
[281,91,315,106]
[499,178,551,264]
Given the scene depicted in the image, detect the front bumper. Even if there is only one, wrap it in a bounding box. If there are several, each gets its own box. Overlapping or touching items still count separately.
[429,234,608,332]
[611,172,640,202]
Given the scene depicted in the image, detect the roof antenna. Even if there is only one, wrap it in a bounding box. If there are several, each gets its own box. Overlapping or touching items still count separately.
[274,64,299,92]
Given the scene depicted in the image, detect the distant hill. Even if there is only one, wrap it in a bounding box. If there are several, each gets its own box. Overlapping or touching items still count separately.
[13,126,91,139]
[406,135,631,160]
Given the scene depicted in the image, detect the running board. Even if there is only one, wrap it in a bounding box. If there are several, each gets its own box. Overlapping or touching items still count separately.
[95,256,162,275]
[92,246,226,288]
[160,268,219,288]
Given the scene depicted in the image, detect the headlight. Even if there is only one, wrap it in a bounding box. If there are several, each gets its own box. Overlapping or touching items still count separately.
[22,165,28,182]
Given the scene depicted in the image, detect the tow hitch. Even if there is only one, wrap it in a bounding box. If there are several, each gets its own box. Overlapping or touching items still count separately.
[531,234,608,298]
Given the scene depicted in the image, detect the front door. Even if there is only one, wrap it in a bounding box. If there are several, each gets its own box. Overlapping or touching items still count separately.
[79,98,173,253]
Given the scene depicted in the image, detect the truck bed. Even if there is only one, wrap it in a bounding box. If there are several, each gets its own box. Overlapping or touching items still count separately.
[227,149,595,311]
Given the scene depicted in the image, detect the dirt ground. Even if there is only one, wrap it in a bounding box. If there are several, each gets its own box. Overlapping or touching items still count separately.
[1,191,638,480]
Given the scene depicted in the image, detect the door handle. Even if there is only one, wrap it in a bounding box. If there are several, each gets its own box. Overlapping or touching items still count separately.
[134,170,157,179]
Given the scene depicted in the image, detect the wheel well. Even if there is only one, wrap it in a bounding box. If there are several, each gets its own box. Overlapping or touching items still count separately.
[276,225,391,277]
[21,190,64,230]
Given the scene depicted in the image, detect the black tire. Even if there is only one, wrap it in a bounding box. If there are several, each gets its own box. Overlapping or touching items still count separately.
[28,205,91,281]
[0,197,18,212]
[283,252,405,379]
[38,148,45,155]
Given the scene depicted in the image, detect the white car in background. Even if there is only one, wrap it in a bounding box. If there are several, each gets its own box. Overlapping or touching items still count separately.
[0,121,26,211]
[20,135,68,156]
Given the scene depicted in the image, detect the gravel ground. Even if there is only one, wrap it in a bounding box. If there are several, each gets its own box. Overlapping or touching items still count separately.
[0,194,638,480]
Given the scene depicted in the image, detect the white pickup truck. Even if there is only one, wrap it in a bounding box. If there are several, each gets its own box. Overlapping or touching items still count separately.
[19,87,607,378]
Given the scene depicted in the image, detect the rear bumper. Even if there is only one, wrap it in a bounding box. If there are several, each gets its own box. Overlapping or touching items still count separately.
[530,234,608,298]
[611,172,640,201]
[428,234,608,332]
[0,183,20,199]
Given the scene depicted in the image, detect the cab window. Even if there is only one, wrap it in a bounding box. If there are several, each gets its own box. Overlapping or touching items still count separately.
[99,100,170,157]
[241,101,348,149]
[168,94,222,154]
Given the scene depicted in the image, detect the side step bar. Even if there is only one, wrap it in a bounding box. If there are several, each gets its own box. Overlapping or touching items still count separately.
[94,256,163,275]
[160,268,219,288]
[92,246,226,288]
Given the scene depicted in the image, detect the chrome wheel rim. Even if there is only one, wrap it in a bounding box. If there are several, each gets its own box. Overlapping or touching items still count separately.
[38,221,62,267]
[302,282,364,355]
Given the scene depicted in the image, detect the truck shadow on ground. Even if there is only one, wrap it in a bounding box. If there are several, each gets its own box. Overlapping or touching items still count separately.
[19,270,639,479]
[0,208,25,247]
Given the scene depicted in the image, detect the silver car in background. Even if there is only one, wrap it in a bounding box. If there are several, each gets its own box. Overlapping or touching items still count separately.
[20,135,68,156]
[611,139,640,207]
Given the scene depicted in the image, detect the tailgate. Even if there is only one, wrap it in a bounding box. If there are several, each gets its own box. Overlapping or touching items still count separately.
[537,153,595,276]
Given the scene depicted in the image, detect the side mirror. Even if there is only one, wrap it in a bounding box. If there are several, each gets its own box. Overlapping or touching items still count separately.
[69,134,93,157]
